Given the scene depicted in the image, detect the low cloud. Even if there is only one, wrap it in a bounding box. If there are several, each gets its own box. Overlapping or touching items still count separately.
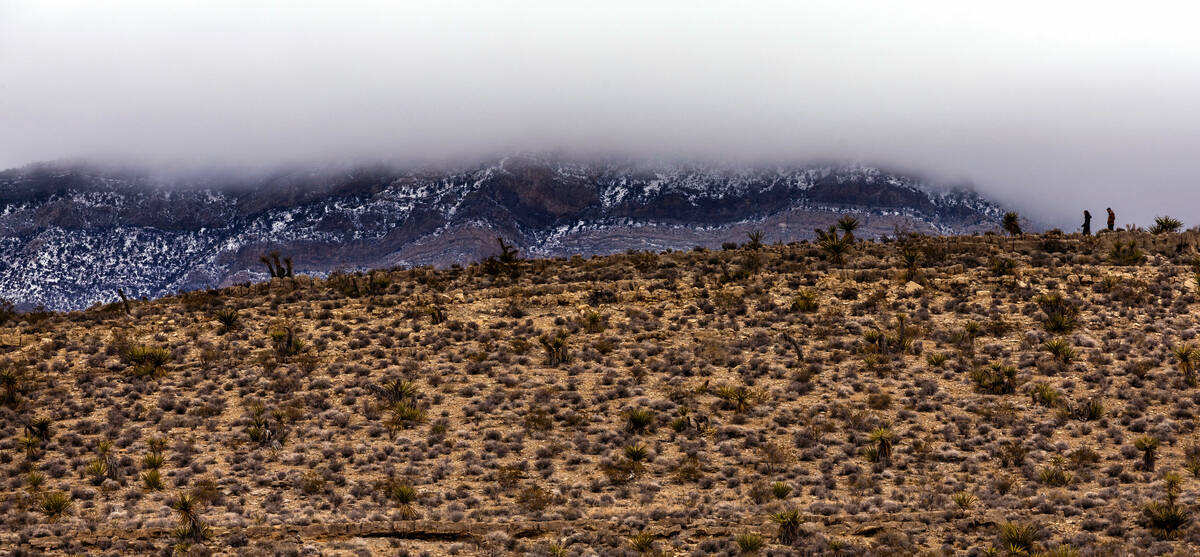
[2,1,1199,227]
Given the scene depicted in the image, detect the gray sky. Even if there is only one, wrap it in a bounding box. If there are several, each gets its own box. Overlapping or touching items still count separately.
[2,1,1199,226]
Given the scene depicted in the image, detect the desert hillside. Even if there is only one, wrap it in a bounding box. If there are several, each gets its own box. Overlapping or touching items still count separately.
[4,228,1200,556]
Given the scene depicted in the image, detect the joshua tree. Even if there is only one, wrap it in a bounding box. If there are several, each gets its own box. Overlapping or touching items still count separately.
[815,225,852,263]
[746,230,764,250]
[539,330,571,366]
[1002,211,1022,250]
[1135,435,1159,471]
[496,237,519,264]
[259,251,294,278]
[483,237,521,278]
[116,288,132,314]
[899,245,922,283]
[1174,344,1198,386]
[171,490,210,542]
[869,427,896,466]
[837,215,859,241]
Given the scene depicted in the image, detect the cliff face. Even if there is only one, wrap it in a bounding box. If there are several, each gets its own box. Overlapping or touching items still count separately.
[0,156,1005,309]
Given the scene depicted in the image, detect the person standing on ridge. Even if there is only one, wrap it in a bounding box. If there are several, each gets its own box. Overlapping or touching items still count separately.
[1082,210,1092,236]
[1107,208,1116,231]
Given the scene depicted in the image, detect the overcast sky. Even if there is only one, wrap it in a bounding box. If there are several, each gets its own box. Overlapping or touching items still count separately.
[2,1,1199,226]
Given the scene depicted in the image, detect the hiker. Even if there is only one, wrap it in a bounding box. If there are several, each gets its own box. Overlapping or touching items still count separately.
[1107,208,1115,231]
[1082,210,1092,236]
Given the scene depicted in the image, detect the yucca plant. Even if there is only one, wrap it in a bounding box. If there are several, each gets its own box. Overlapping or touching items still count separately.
[26,416,52,442]
[970,363,1020,395]
[583,310,605,333]
[626,409,655,433]
[837,215,859,240]
[771,509,804,545]
[1040,545,1081,557]
[1135,436,1160,471]
[19,435,41,460]
[384,402,426,434]
[990,257,1019,277]
[1173,343,1198,386]
[268,324,305,359]
[1042,338,1075,365]
[40,491,72,521]
[628,531,656,554]
[1110,239,1145,265]
[386,479,417,505]
[213,308,240,333]
[951,490,976,511]
[868,427,896,465]
[926,352,948,367]
[790,289,819,313]
[143,452,165,470]
[715,385,755,413]
[745,230,764,250]
[0,365,24,405]
[1038,458,1073,487]
[85,458,110,486]
[996,521,1040,554]
[770,481,792,499]
[142,469,164,491]
[1150,215,1183,234]
[1144,471,1190,538]
[736,532,765,554]
[26,470,45,492]
[1034,292,1079,334]
[1029,383,1061,407]
[815,225,852,263]
[539,330,571,366]
[898,245,922,282]
[623,443,648,462]
[374,379,419,405]
[125,345,172,378]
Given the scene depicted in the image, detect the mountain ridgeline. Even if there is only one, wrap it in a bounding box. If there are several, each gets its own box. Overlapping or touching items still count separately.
[0,156,1006,310]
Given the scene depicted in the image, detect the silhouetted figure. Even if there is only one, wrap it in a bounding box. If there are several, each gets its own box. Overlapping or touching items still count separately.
[1107,208,1115,231]
[1082,210,1092,236]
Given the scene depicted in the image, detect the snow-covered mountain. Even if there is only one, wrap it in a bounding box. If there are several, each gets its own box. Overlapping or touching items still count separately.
[0,155,1006,310]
